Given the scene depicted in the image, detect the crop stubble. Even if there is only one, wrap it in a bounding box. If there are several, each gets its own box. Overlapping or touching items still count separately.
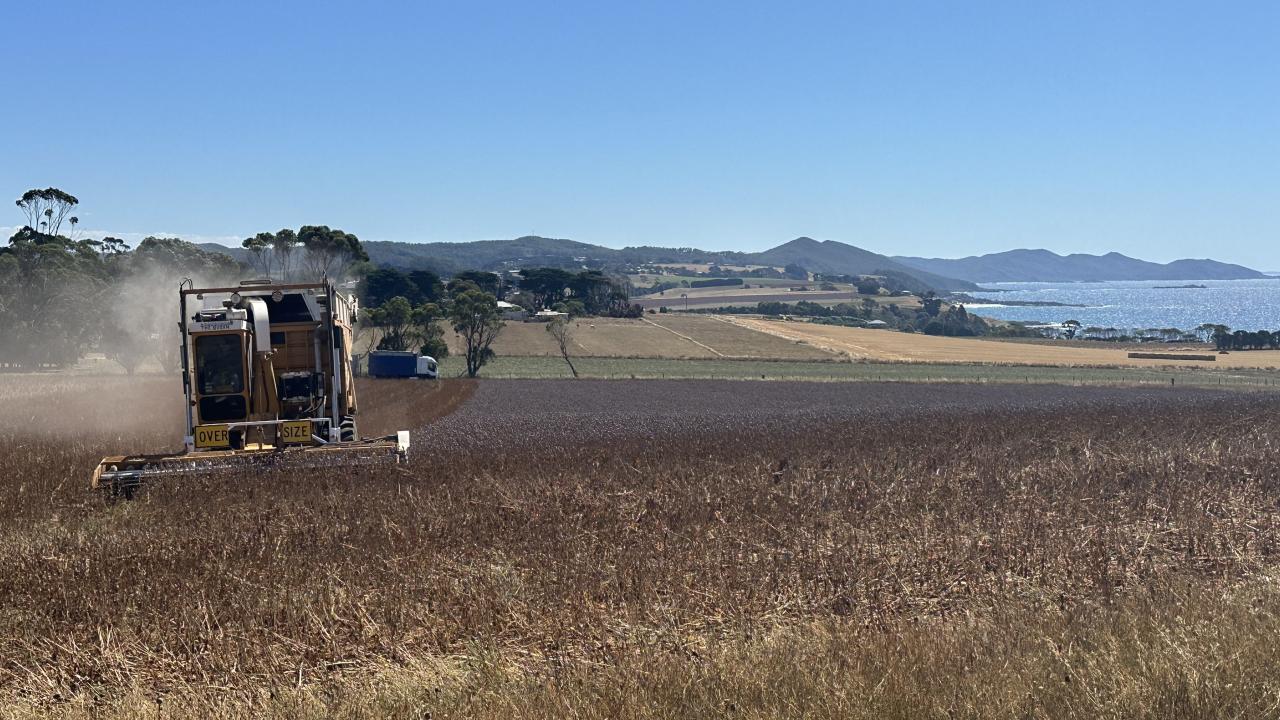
[2,375,1279,717]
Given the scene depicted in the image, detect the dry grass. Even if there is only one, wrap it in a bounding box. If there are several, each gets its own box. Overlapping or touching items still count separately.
[2,376,1280,717]
[728,316,1280,369]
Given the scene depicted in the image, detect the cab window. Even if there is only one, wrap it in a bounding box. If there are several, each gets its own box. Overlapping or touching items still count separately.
[196,335,244,395]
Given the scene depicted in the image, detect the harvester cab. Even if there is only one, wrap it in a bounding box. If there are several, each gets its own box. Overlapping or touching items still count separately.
[93,279,410,492]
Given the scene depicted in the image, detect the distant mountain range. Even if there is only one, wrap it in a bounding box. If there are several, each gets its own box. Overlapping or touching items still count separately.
[893,249,1267,283]
[198,236,982,291]
[197,237,1265,292]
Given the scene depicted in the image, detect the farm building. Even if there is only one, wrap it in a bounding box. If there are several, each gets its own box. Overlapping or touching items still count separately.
[526,309,569,323]
[497,301,527,321]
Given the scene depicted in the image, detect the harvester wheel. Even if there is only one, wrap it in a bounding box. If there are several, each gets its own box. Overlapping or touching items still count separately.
[340,415,357,442]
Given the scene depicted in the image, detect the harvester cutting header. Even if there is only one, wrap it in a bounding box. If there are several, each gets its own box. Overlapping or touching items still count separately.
[93,279,409,491]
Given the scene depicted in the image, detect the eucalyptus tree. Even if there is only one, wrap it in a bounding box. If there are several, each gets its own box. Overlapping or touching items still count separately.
[15,188,79,235]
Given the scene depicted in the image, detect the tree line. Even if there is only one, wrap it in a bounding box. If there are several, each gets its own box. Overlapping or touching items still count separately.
[4,187,657,378]
[700,292,1014,337]
[358,270,505,378]
[241,225,369,281]
[357,266,648,377]
[514,268,642,317]
[0,224,240,371]
[2,187,385,373]
[361,266,642,320]
[1213,327,1280,351]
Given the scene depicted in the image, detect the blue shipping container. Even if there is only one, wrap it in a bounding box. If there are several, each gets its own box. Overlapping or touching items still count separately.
[368,350,418,378]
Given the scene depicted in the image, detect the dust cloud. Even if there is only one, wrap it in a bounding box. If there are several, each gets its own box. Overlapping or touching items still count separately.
[0,266,238,441]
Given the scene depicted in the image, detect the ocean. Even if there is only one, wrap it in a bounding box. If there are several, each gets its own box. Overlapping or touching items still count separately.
[963,278,1280,332]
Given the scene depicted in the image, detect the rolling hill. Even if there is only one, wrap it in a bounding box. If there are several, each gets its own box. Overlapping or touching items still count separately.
[201,236,1262,290]
[746,237,978,291]
[894,249,1267,283]
[199,236,978,291]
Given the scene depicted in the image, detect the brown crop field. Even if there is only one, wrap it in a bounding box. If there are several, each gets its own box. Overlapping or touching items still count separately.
[3,374,1280,717]
[728,316,1280,369]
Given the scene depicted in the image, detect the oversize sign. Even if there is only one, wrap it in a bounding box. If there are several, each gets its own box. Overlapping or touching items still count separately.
[194,424,230,448]
[279,420,313,445]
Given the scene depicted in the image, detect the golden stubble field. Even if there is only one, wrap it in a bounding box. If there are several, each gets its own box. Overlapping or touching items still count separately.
[449,312,1275,370]
[725,316,1280,368]
[3,372,1280,717]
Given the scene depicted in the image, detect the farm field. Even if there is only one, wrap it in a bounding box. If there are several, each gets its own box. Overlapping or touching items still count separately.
[628,273,798,288]
[450,317,722,359]
[436,354,1280,388]
[436,312,1280,383]
[646,283,853,298]
[448,315,835,360]
[634,288,914,310]
[727,316,1280,369]
[649,262,783,274]
[3,375,1280,717]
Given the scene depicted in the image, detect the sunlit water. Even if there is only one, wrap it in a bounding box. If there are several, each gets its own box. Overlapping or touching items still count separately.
[964,278,1280,332]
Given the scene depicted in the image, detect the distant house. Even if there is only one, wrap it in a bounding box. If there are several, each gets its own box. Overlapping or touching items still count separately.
[496,300,526,321]
[526,309,568,323]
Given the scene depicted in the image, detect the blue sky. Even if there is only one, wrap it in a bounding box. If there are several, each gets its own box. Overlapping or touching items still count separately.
[3,1,1277,266]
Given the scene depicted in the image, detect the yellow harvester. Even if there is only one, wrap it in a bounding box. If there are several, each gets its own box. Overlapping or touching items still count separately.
[93,279,409,493]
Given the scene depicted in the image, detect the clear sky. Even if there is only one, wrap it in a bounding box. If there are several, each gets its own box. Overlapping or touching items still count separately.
[3,1,1277,266]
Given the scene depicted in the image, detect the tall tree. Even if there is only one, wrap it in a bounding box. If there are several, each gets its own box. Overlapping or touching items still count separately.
[449,286,503,378]
[362,268,420,307]
[365,296,417,351]
[570,270,613,314]
[272,228,299,281]
[518,267,575,309]
[298,225,367,281]
[15,188,79,236]
[0,227,109,368]
[241,232,276,277]
[132,236,241,283]
[407,269,444,302]
[362,296,451,359]
[546,316,578,378]
[451,270,500,296]
[413,302,449,359]
[90,236,130,256]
